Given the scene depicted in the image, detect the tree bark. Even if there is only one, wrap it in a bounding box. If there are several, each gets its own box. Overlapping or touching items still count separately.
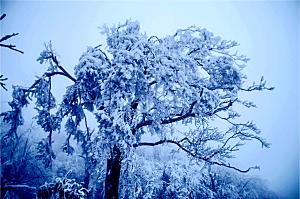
[84,170,90,189]
[104,145,121,199]
[84,166,91,199]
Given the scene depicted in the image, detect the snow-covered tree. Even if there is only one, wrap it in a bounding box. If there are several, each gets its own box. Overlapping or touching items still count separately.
[1,20,273,198]
[201,166,279,199]
[118,150,278,199]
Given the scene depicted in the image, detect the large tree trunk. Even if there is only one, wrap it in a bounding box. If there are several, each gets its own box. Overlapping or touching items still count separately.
[84,165,92,199]
[104,145,121,199]
[84,170,90,189]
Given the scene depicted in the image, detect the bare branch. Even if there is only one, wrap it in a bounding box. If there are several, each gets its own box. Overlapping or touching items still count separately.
[0,14,6,20]
[0,14,24,54]
[0,43,24,54]
[0,33,19,43]
[0,74,8,90]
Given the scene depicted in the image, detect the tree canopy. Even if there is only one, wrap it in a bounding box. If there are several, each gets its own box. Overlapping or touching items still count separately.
[1,20,274,198]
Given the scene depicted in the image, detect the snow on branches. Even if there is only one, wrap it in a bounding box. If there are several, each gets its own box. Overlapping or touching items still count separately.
[1,20,273,174]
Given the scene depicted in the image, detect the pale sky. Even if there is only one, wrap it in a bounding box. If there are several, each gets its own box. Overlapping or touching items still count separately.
[1,1,299,198]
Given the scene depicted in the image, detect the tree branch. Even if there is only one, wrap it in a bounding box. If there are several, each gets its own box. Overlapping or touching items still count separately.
[210,98,238,116]
[44,71,76,83]
[50,55,77,83]
[187,48,201,55]
[133,139,196,158]
[135,100,197,130]
[148,35,161,43]
[0,33,19,43]
[17,71,76,94]
[1,185,36,193]
[0,43,24,54]
[94,45,111,65]
[208,161,259,173]
[239,77,274,92]
[133,139,166,147]
[0,74,8,90]
[133,138,257,173]
[0,14,6,20]
[216,114,270,148]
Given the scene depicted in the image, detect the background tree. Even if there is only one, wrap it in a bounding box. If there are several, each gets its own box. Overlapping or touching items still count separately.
[1,20,273,198]
[0,124,48,199]
[117,149,278,199]
[202,166,279,199]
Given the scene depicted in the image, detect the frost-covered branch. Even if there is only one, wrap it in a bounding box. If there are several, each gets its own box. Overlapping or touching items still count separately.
[1,44,77,167]
[210,98,238,115]
[133,139,197,159]
[208,162,259,173]
[37,43,76,83]
[216,114,270,148]
[51,54,77,83]
[135,101,197,130]
[240,76,274,91]
[133,138,259,173]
